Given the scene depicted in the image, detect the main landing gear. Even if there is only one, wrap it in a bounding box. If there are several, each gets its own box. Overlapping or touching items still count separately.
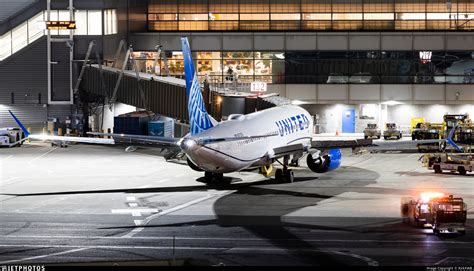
[204,171,224,182]
[203,171,231,185]
[275,155,294,183]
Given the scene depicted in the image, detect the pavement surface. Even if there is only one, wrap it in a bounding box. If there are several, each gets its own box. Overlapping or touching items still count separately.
[0,142,473,266]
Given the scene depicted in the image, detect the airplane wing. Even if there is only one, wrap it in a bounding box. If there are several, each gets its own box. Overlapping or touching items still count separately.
[8,110,114,145]
[311,139,373,149]
[28,134,115,144]
[273,143,305,157]
[87,132,179,146]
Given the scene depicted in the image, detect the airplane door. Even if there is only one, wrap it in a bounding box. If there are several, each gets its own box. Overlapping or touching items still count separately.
[342,108,355,133]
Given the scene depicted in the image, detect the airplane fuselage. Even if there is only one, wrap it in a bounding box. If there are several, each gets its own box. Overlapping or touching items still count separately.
[180,104,313,173]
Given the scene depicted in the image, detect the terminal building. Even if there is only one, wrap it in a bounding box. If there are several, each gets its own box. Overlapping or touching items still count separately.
[0,0,473,134]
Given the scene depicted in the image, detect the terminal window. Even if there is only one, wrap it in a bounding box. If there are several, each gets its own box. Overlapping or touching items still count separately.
[148,0,474,31]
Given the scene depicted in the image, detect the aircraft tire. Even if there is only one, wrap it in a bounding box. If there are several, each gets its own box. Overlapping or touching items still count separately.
[275,169,283,183]
[214,173,224,181]
[285,170,294,183]
[204,171,214,182]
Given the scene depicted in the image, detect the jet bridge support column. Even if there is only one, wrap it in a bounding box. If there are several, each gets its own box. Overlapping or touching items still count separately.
[109,45,148,111]
[46,0,74,105]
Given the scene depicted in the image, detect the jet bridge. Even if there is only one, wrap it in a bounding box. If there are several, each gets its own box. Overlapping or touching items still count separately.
[79,64,188,121]
[77,41,188,122]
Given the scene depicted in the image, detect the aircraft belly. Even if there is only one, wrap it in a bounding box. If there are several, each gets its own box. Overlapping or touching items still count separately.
[189,146,253,173]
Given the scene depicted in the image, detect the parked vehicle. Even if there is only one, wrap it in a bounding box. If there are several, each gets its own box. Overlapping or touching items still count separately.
[363,123,381,139]
[402,193,467,235]
[0,127,25,147]
[383,123,402,140]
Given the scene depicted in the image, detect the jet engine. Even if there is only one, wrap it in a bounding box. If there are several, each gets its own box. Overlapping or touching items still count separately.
[306,149,342,173]
[187,157,204,172]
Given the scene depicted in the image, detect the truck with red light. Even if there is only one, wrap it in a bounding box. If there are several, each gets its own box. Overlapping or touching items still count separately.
[401,192,467,235]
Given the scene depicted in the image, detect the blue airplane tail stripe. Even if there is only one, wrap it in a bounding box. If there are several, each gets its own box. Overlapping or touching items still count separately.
[181,37,214,135]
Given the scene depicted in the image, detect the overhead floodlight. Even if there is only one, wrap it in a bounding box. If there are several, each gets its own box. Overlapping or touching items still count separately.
[381,100,404,106]
[274,53,285,60]
[291,100,308,105]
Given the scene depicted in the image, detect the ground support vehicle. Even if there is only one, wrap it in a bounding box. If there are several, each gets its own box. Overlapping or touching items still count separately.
[421,153,473,175]
[383,123,402,140]
[363,123,381,139]
[401,193,467,235]
[0,127,25,147]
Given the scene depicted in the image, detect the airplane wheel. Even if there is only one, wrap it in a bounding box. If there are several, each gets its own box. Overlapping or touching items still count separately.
[285,170,294,183]
[214,173,224,181]
[204,171,214,182]
[260,164,273,177]
[275,169,283,182]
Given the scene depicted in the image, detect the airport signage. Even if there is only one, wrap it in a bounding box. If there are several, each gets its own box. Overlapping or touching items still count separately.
[250,81,267,93]
[419,51,432,64]
[46,21,76,30]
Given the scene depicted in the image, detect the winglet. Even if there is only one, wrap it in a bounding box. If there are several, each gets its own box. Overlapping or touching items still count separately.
[445,125,462,152]
[8,110,30,137]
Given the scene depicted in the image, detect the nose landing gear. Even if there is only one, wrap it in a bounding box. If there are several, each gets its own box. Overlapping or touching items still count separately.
[275,155,294,183]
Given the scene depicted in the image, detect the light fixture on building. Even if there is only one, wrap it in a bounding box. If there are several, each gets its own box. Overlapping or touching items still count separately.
[274,53,285,60]
[291,100,307,105]
[382,100,404,106]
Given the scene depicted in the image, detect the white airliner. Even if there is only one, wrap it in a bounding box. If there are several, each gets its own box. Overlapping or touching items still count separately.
[9,37,459,184]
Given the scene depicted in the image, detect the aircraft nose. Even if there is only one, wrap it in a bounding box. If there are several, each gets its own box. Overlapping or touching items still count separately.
[179,138,198,152]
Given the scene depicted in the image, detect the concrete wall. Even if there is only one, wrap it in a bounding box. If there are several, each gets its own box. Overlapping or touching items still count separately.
[302,103,474,134]
[268,84,474,105]
[130,32,474,52]
[0,37,73,132]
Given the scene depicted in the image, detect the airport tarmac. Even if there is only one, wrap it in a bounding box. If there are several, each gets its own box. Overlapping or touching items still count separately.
[0,142,473,266]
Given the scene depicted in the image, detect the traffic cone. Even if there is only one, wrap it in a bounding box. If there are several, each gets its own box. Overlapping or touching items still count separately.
[336,128,340,136]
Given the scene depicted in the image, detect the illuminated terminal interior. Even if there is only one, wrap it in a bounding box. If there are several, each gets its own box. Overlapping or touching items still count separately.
[148,0,474,31]
[132,50,474,84]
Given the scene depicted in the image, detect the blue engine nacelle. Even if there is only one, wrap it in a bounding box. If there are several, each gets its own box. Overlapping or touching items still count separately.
[306,149,342,173]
